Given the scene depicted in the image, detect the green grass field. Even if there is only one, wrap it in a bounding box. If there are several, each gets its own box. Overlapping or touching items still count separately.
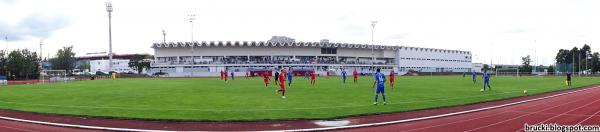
[0,75,598,121]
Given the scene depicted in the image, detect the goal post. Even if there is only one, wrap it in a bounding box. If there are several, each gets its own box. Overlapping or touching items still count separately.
[496,68,520,77]
[40,70,68,83]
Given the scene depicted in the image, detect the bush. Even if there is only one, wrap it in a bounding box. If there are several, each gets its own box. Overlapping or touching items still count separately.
[153,72,167,76]
[96,71,106,75]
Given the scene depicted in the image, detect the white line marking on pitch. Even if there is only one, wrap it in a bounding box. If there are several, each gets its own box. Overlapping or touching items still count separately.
[0,86,596,132]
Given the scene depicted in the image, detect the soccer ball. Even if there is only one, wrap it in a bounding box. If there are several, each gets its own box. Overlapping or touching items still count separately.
[523,90,528,94]
[480,89,484,92]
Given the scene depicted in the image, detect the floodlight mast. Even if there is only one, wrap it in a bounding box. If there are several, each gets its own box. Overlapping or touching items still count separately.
[39,40,43,60]
[106,2,114,72]
[188,14,196,77]
[371,21,377,72]
[4,34,7,52]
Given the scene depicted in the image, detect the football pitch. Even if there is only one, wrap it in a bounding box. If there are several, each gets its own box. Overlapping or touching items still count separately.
[0,75,598,121]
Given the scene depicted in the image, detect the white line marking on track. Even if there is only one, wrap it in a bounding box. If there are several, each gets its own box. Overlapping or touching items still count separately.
[514,96,600,132]
[576,108,600,125]
[401,89,599,132]
[463,89,600,132]
[0,125,38,132]
[500,110,600,117]
[0,116,171,132]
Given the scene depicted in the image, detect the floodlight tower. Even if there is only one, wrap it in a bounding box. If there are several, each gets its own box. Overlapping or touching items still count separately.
[188,14,196,63]
[188,14,196,77]
[39,40,43,60]
[371,21,377,71]
[4,34,7,52]
[106,2,114,72]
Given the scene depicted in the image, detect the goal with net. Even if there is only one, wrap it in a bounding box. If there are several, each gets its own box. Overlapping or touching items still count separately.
[40,70,68,83]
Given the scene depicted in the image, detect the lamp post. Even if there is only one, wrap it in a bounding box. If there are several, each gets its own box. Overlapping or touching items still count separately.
[188,14,195,64]
[4,34,7,52]
[188,14,195,77]
[371,21,377,72]
[106,2,114,72]
[39,40,43,60]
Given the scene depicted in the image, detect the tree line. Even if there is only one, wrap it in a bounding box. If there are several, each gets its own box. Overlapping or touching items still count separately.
[0,49,40,80]
[554,44,599,73]
[0,45,154,80]
[0,46,76,80]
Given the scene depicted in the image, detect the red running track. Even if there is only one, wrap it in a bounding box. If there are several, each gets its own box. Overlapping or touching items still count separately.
[0,119,95,132]
[343,86,600,132]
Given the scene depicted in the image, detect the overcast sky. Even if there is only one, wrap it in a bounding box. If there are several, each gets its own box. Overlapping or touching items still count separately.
[1,0,598,65]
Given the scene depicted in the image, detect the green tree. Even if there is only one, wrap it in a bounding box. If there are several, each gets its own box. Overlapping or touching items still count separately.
[581,44,592,72]
[547,65,555,74]
[7,49,39,80]
[555,49,569,64]
[128,54,152,74]
[482,64,489,71]
[0,51,7,76]
[570,47,580,72]
[592,52,600,73]
[520,55,532,74]
[49,46,76,74]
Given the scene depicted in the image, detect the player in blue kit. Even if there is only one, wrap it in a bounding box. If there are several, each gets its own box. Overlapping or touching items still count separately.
[287,68,293,88]
[341,69,347,83]
[372,68,386,105]
[472,70,477,84]
[482,70,491,91]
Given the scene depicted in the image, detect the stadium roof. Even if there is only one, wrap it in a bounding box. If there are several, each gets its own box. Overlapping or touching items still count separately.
[152,41,471,54]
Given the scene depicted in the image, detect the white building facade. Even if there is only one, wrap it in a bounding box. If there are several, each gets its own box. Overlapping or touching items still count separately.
[90,59,136,73]
[397,47,472,72]
[150,40,472,77]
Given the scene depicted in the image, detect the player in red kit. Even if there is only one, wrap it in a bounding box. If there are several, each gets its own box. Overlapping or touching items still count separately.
[263,73,270,88]
[276,69,286,98]
[389,70,395,90]
[245,71,250,79]
[223,70,229,83]
[220,70,224,80]
[353,69,358,83]
[310,69,316,87]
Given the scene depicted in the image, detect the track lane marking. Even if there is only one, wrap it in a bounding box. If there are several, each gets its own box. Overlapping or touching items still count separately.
[513,91,600,132]
[400,88,600,132]
[463,89,600,132]
[576,108,600,125]
[0,125,38,132]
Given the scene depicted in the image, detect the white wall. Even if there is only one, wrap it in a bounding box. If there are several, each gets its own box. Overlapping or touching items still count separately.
[90,59,136,73]
[397,47,472,72]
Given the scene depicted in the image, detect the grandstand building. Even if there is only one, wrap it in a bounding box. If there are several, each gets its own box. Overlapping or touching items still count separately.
[150,37,472,77]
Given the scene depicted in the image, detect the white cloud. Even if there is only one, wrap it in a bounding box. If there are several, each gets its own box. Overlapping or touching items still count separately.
[0,0,598,65]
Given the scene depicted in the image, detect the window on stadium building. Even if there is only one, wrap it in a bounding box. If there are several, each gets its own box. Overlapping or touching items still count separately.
[321,48,337,54]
